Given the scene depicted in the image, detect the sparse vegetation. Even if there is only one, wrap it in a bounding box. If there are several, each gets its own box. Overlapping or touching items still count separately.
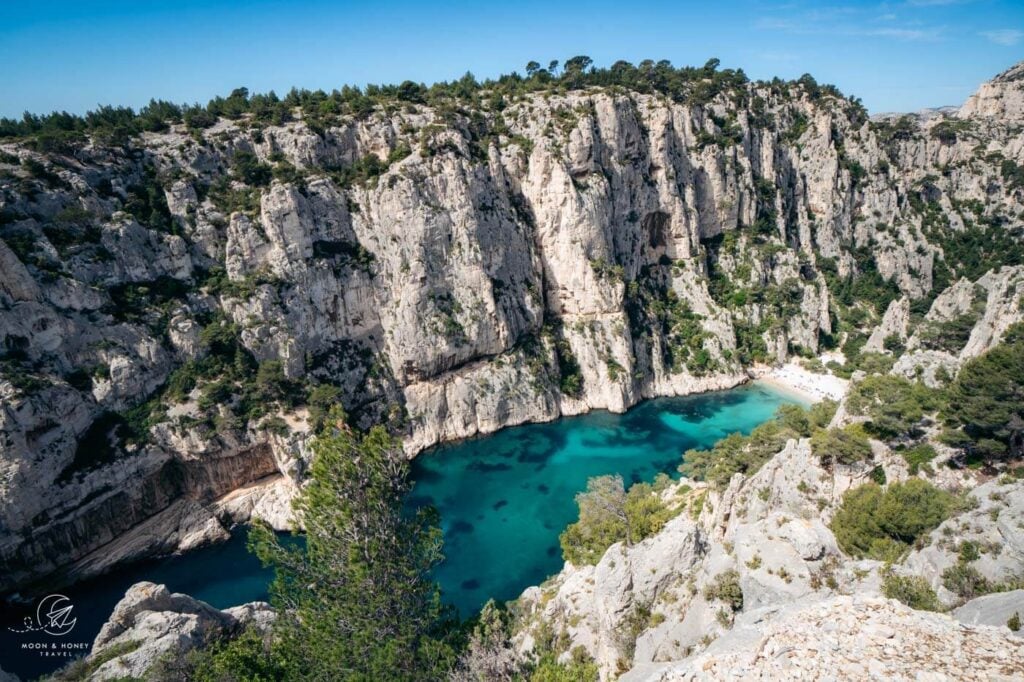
[882,572,943,612]
[681,401,835,486]
[703,569,743,611]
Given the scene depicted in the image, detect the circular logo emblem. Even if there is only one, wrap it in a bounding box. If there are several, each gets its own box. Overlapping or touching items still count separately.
[36,594,77,636]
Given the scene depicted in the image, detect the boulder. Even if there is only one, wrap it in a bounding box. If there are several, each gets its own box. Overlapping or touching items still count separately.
[84,582,267,680]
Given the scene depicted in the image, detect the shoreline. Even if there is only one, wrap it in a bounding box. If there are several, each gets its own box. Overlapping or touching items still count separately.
[749,361,849,404]
[7,368,842,605]
[753,376,819,405]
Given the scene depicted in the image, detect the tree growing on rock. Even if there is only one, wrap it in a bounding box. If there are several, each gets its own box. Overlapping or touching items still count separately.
[943,322,1024,463]
[831,479,958,562]
[559,474,678,566]
[450,600,518,682]
[189,407,462,680]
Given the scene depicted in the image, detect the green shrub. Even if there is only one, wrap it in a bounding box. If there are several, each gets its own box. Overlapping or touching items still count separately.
[308,384,344,431]
[855,352,896,376]
[703,569,743,611]
[831,479,957,562]
[882,334,905,355]
[206,176,262,215]
[559,475,678,566]
[846,375,943,440]
[230,150,273,187]
[50,639,142,681]
[942,323,1024,463]
[901,444,938,475]
[529,647,599,682]
[776,400,837,435]
[553,333,583,397]
[958,540,980,563]
[811,424,873,468]
[124,167,177,234]
[918,310,983,354]
[164,628,283,682]
[881,573,943,612]
[941,562,992,600]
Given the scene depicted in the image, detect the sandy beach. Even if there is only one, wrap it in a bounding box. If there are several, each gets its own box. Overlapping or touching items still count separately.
[751,360,849,403]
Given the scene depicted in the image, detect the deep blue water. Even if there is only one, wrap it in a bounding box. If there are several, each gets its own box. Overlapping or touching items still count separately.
[1,382,798,679]
[1,532,271,680]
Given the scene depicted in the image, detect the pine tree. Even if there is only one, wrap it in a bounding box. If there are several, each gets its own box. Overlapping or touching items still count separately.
[247,409,461,680]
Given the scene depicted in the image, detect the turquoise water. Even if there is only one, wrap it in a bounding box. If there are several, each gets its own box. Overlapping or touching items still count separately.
[408,382,799,614]
[1,383,797,678]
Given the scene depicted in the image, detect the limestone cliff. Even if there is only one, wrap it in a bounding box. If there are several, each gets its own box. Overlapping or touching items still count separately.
[2,60,1024,594]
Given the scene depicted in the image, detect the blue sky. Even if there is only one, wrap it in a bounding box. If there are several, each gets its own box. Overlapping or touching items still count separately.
[1,0,1022,118]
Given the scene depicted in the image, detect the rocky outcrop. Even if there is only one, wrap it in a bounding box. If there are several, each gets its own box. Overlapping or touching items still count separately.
[82,582,272,681]
[953,590,1024,637]
[3,60,1024,594]
[864,297,909,352]
[895,265,1024,385]
[902,477,1024,606]
[513,437,866,674]
[959,61,1024,124]
[632,595,1024,681]
[513,407,1024,679]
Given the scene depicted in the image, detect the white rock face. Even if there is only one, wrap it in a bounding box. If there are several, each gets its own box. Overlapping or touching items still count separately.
[2,61,1024,594]
[953,590,1024,637]
[85,582,273,681]
[864,297,909,352]
[514,439,874,676]
[633,595,1024,681]
[961,266,1024,360]
[959,62,1024,123]
[903,478,1024,604]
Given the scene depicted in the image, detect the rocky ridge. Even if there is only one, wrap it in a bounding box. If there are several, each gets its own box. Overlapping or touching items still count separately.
[635,595,1024,681]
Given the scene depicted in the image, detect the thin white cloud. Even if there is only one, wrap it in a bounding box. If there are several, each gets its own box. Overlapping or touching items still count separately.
[867,26,943,40]
[755,13,944,42]
[906,0,972,6]
[980,29,1024,46]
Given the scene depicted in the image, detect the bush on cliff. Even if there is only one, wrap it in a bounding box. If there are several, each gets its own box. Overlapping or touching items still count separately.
[881,572,943,612]
[831,479,958,562]
[680,401,835,487]
[559,474,677,566]
[704,569,744,611]
[846,375,943,441]
[811,423,873,468]
[942,322,1024,464]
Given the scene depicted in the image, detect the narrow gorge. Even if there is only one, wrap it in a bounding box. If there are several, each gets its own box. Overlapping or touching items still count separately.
[2,56,1024,680]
